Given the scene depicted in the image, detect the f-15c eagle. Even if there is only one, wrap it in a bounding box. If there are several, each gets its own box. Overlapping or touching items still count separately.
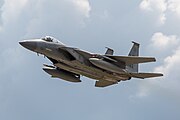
[19,36,163,87]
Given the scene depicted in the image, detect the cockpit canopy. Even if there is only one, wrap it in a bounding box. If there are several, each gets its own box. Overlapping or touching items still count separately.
[41,36,59,43]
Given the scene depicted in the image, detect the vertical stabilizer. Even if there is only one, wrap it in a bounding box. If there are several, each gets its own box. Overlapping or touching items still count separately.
[127,41,140,72]
[128,41,139,56]
[105,47,114,55]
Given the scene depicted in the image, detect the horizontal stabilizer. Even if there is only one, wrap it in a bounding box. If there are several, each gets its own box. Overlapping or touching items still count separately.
[95,80,117,87]
[105,47,114,55]
[130,73,163,79]
[106,55,156,65]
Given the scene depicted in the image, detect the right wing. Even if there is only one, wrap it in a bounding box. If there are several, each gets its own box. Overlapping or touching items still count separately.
[95,80,117,87]
[60,47,92,58]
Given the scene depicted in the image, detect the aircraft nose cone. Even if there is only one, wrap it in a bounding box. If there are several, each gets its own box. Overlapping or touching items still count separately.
[19,41,37,51]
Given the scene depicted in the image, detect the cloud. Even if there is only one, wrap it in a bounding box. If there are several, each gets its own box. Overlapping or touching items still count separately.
[0,0,91,32]
[140,0,167,24]
[140,0,180,25]
[72,0,91,18]
[168,0,180,16]
[140,0,167,12]
[150,32,179,52]
[24,0,91,37]
[0,0,28,27]
[136,32,180,101]
[0,0,92,49]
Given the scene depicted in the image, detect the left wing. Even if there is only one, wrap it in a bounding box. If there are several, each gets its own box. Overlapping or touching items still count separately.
[95,80,117,87]
[106,55,156,65]
[130,73,163,79]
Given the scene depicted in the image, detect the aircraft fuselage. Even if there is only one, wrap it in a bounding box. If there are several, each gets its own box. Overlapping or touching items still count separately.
[19,36,163,87]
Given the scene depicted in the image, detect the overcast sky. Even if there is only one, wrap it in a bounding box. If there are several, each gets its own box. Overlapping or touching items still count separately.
[0,0,180,120]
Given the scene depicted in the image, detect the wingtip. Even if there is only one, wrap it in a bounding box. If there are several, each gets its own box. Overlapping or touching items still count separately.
[160,73,164,76]
[132,41,140,46]
[153,58,156,62]
[156,73,164,77]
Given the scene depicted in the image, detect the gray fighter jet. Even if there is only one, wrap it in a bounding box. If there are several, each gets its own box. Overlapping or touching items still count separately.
[19,36,163,87]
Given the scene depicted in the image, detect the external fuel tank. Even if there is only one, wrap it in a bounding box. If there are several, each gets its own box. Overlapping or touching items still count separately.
[43,66,81,82]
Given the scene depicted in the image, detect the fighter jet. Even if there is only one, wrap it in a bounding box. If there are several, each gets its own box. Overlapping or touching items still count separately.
[19,36,163,87]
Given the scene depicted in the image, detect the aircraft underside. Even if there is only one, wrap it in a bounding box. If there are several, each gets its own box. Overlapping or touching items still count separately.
[53,60,130,83]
